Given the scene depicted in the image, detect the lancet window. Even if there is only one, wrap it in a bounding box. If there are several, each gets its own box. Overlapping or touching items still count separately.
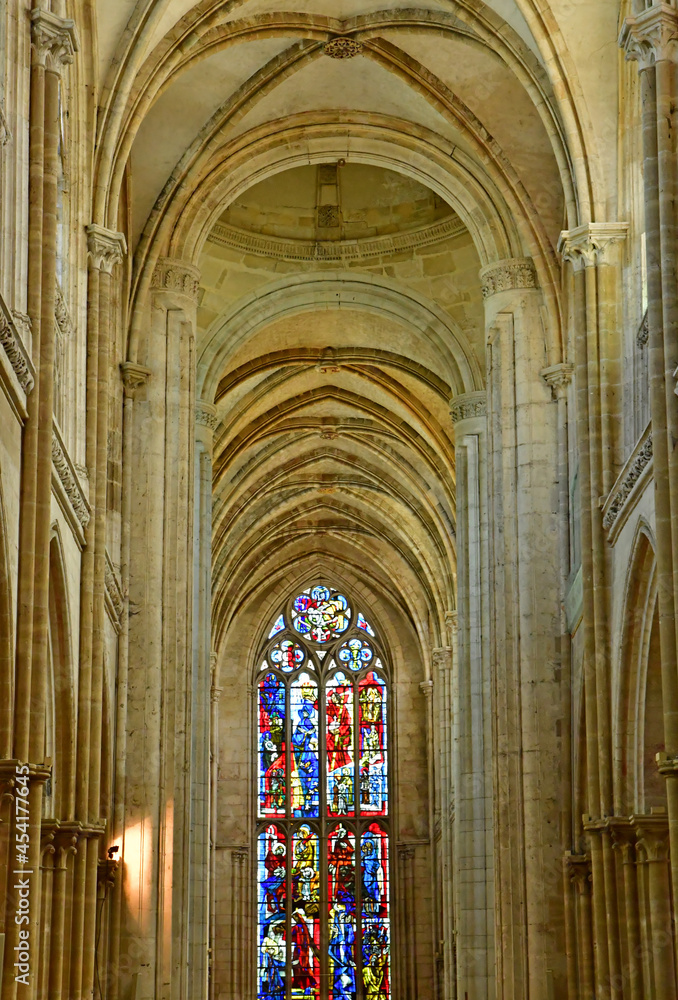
[256,585,392,1000]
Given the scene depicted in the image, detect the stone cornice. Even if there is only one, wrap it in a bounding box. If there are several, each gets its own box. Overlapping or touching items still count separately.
[30,9,79,71]
[324,37,363,58]
[558,223,629,270]
[601,426,652,541]
[52,426,90,538]
[86,224,127,274]
[152,257,201,301]
[450,390,486,424]
[479,257,537,298]
[620,4,678,69]
[0,304,34,395]
[206,215,466,263]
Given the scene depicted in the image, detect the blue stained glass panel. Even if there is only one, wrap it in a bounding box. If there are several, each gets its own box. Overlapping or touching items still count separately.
[338,638,373,671]
[361,824,390,999]
[328,825,357,1000]
[259,672,287,817]
[269,614,286,639]
[271,638,306,673]
[258,825,287,1000]
[292,587,351,643]
[356,613,375,637]
[291,673,320,817]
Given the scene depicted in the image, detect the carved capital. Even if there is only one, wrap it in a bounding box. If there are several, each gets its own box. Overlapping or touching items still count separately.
[558,223,629,270]
[620,4,678,69]
[656,750,678,776]
[541,363,574,399]
[120,362,151,398]
[419,679,434,699]
[631,812,670,863]
[479,258,537,298]
[31,9,79,71]
[151,258,201,302]
[196,401,218,432]
[87,225,127,274]
[324,37,363,59]
[450,390,486,424]
[445,611,458,644]
[607,817,636,863]
[565,853,592,895]
[431,647,452,673]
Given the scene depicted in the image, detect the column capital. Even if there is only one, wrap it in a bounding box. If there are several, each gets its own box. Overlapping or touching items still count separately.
[631,811,670,862]
[450,390,486,425]
[656,750,678,776]
[87,224,127,273]
[564,852,592,895]
[445,610,458,643]
[620,4,678,69]
[419,679,434,698]
[151,257,201,303]
[558,223,628,270]
[541,363,574,399]
[196,401,218,432]
[479,257,537,299]
[30,9,79,71]
[120,361,152,398]
[606,817,636,862]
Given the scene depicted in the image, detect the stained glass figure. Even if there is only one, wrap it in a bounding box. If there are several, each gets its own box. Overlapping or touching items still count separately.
[291,825,321,998]
[356,613,375,637]
[292,587,351,642]
[269,614,286,639]
[361,825,390,999]
[271,639,306,673]
[327,672,355,817]
[338,638,373,671]
[328,825,357,1000]
[256,587,391,1000]
[259,825,287,1000]
[259,673,287,817]
[291,673,320,817]
[358,672,387,816]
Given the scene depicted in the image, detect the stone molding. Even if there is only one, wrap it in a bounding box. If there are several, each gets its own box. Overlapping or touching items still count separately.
[30,9,79,71]
[0,307,35,395]
[541,363,574,399]
[620,4,678,70]
[601,428,652,538]
[104,553,124,633]
[0,101,10,146]
[479,257,537,298]
[637,309,649,348]
[558,223,629,270]
[151,257,201,301]
[431,647,452,672]
[86,224,127,274]
[323,37,363,59]
[565,853,592,894]
[450,390,487,424]
[120,361,152,398]
[52,426,90,531]
[631,812,670,862]
[196,401,218,431]
[207,215,466,263]
[419,679,434,698]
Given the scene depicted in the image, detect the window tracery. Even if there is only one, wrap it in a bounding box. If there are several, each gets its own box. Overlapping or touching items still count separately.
[257,585,391,1000]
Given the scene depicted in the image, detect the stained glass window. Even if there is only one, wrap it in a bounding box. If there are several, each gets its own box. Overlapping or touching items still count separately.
[257,586,392,1000]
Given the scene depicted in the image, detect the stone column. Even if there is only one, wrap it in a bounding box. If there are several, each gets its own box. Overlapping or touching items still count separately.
[608,818,642,1000]
[450,390,493,1000]
[482,257,564,999]
[122,256,200,1000]
[566,854,594,999]
[432,639,456,1000]
[621,8,678,956]
[208,654,222,1000]
[631,812,677,1000]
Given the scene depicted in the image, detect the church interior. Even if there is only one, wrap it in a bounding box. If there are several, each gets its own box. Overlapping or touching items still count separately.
[1,0,678,998]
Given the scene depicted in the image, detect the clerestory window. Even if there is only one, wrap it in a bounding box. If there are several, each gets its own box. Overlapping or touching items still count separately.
[256,584,392,1000]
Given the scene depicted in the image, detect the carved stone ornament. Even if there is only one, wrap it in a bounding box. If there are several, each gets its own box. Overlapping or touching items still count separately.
[104,553,124,632]
[151,258,201,302]
[120,362,152,398]
[87,225,127,274]
[602,433,653,532]
[541,363,574,399]
[323,37,364,59]
[0,102,11,146]
[558,223,629,270]
[31,9,80,71]
[637,310,649,348]
[55,283,74,342]
[479,258,537,299]
[450,390,487,424]
[0,311,34,394]
[619,4,678,70]
[196,402,218,432]
[207,215,466,263]
[52,431,90,529]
